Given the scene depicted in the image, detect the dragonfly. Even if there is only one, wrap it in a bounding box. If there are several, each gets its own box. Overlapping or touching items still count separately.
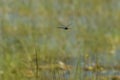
[57,23,71,30]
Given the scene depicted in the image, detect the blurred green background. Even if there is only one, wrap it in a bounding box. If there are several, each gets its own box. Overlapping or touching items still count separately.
[0,0,120,80]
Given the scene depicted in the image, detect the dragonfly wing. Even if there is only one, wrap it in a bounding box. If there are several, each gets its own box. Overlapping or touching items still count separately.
[66,23,72,27]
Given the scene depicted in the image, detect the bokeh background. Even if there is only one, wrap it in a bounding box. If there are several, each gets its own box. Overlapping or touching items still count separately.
[0,0,120,80]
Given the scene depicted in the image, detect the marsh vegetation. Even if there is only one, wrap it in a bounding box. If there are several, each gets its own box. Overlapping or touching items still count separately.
[0,0,120,80]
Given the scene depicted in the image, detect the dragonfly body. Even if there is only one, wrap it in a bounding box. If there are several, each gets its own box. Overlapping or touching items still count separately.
[57,26,69,30]
[57,23,71,30]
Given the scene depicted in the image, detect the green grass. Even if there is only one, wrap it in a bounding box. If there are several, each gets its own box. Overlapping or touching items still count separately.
[0,0,120,80]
